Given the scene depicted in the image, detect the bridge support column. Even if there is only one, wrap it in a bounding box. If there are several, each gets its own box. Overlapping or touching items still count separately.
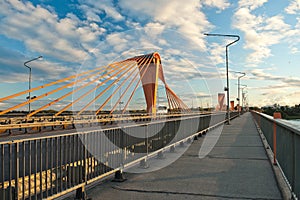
[138,53,167,115]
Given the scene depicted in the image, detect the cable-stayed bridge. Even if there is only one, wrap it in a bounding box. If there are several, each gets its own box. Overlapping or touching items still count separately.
[0,53,297,200]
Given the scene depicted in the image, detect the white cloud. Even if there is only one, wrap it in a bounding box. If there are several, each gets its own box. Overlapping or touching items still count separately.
[207,42,225,65]
[249,87,300,107]
[238,0,268,11]
[79,0,124,21]
[291,47,299,54]
[144,22,166,39]
[233,3,292,64]
[250,68,300,87]
[0,0,105,63]
[79,4,102,22]
[285,0,300,14]
[118,0,214,50]
[202,0,230,10]
[105,32,130,53]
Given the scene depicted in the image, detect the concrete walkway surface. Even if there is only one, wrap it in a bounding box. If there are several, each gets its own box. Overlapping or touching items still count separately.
[65,112,282,200]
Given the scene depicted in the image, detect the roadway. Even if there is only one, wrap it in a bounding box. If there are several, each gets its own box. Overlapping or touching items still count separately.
[64,112,282,200]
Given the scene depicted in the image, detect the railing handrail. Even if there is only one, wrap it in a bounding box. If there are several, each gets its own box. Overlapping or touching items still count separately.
[252,111,300,136]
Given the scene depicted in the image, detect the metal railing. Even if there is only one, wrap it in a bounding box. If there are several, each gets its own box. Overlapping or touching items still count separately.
[252,111,299,199]
[0,112,238,199]
[0,112,212,135]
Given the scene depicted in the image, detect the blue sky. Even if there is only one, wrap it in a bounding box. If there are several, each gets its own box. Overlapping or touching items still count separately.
[0,0,300,111]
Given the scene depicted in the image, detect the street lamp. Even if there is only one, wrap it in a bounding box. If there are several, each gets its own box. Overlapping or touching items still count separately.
[231,71,246,116]
[204,33,240,124]
[24,56,43,113]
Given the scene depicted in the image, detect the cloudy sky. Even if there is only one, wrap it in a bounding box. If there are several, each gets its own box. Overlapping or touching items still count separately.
[0,0,300,111]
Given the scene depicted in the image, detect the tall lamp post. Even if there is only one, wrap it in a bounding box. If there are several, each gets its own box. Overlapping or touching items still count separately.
[204,33,240,124]
[24,56,43,113]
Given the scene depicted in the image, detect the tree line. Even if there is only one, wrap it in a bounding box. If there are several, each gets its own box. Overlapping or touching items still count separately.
[261,104,300,120]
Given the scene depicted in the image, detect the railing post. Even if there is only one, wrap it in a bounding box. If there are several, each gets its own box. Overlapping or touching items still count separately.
[75,186,86,200]
[273,112,281,165]
[15,142,19,200]
[273,121,277,165]
[292,132,295,197]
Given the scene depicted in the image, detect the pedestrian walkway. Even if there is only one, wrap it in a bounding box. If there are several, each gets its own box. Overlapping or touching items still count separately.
[65,112,282,200]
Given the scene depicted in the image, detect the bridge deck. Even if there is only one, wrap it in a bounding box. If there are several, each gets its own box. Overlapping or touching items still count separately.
[65,112,282,200]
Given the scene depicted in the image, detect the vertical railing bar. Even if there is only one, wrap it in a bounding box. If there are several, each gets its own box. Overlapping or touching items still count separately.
[39,139,43,199]
[104,130,107,174]
[8,143,12,200]
[116,129,119,169]
[55,137,58,194]
[70,135,73,187]
[73,135,77,186]
[28,141,31,199]
[73,135,76,186]
[98,131,101,176]
[22,142,25,200]
[94,131,99,177]
[34,140,37,200]
[63,136,67,190]
[84,134,87,185]
[95,132,98,177]
[292,132,295,193]
[69,135,72,187]
[93,132,96,178]
[86,134,90,181]
[90,133,92,180]
[114,129,116,168]
[90,133,93,179]
[79,135,82,184]
[15,142,19,200]
[1,144,5,200]
[99,131,102,176]
[50,138,53,196]
[107,130,110,173]
[116,128,124,170]
[94,131,97,178]
[88,133,91,181]
[60,137,63,192]
[146,125,149,159]
[45,138,48,199]
[67,135,71,188]
[102,130,105,175]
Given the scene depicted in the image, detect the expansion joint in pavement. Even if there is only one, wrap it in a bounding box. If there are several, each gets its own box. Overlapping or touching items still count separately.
[206,155,269,161]
[112,186,281,200]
